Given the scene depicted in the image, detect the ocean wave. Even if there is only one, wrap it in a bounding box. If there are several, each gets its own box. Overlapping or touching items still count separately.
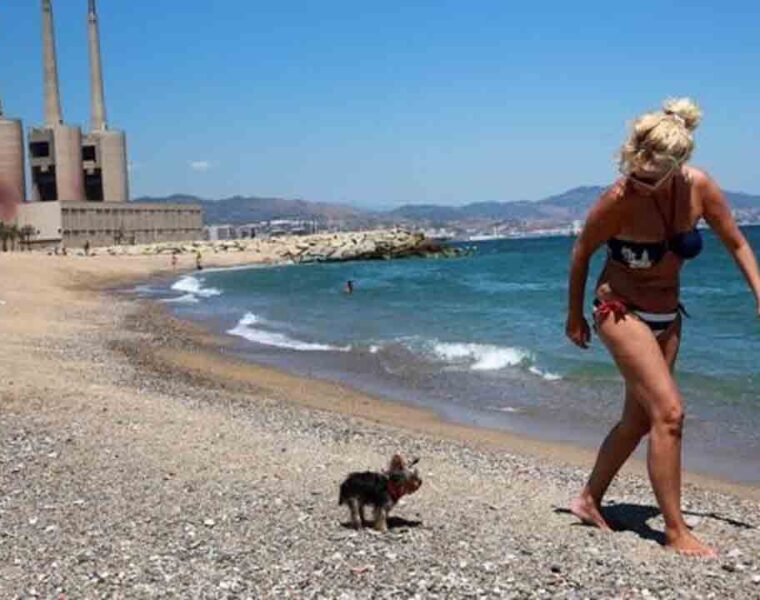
[529,366,562,381]
[171,276,222,298]
[160,293,200,304]
[227,312,349,352]
[465,280,558,294]
[431,342,531,371]
[132,284,162,295]
[487,405,525,414]
[237,312,262,326]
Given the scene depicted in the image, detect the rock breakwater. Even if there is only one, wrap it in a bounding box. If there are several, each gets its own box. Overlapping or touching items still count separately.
[90,229,462,264]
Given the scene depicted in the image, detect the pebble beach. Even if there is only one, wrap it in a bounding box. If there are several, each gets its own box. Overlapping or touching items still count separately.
[1,247,759,599]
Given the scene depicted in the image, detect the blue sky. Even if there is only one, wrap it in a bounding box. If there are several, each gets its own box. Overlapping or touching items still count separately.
[3,1,760,207]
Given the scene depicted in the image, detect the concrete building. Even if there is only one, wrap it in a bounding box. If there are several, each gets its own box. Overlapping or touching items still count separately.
[29,0,85,203]
[0,101,26,206]
[81,0,129,203]
[16,201,202,248]
[6,0,204,249]
[204,224,237,242]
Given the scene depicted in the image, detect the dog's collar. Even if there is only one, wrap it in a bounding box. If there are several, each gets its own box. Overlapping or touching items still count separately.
[387,478,406,503]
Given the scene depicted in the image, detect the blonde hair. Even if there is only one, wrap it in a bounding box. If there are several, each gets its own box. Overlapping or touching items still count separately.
[619,97,702,174]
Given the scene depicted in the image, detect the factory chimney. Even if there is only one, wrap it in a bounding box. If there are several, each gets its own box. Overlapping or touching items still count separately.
[88,0,107,131]
[82,0,129,202]
[42,0,63,126]
[28,0,85,202]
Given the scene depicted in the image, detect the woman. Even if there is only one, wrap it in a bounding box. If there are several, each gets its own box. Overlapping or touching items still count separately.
[565,98,760,557]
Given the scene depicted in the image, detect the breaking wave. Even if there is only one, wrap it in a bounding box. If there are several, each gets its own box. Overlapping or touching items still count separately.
[227,312,349,352]
[529,366,562,381]
[431,341,531,371]
[160,293,200,304]
[170,276,222,298]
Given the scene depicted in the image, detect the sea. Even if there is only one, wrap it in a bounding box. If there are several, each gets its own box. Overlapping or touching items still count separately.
[138,226,760,484]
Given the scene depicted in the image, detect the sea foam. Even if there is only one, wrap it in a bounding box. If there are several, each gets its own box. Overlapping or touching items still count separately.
[227,312,348,352]
[431,341,530,371]
[171,276,222,298]
[529,366,562,381]
[160,293,200,304]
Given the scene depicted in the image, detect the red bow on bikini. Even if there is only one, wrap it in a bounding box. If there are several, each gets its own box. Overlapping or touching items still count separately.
[595,299,628,321]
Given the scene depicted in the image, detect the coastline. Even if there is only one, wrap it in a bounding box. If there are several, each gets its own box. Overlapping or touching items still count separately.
[143,297,758,500]
[1,250,759,597]
[112,252,758,494]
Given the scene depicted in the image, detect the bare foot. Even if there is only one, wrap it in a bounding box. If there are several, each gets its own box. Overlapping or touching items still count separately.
[569,493,612,531]
[665,529,717,558]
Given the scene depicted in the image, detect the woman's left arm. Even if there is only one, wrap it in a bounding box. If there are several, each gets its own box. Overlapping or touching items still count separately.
[698,170,760,316]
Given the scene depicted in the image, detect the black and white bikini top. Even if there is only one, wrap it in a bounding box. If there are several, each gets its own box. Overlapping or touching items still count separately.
[607,173,703,269]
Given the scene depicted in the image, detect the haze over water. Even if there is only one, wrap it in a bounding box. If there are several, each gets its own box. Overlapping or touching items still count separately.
[150,227,760,483]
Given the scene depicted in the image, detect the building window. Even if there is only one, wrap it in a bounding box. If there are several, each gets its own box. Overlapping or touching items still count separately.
[82,145,97,161]
[30,141,51,158]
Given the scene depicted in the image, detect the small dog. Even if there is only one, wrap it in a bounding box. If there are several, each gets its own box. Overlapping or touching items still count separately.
[339,454,422,532]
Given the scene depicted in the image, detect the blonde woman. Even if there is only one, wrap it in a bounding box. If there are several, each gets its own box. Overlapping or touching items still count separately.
[565,98,760,557]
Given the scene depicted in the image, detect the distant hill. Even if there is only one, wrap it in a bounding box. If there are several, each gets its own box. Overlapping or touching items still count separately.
[134,187,760,226]
[724,191,760,210]
[388,187,608,224]
[134,194,368,225]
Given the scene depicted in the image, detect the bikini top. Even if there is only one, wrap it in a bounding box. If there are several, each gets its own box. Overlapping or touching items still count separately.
[607,173,702,270]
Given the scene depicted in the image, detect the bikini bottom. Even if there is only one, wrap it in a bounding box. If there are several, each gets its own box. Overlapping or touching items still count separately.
[593,299,683,338]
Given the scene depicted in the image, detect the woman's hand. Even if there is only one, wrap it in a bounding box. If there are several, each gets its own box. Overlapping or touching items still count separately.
[566,312,591,349]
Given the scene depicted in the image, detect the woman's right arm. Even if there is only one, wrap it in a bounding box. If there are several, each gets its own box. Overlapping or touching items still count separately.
[566,184,624,348]
[697,171,760,316]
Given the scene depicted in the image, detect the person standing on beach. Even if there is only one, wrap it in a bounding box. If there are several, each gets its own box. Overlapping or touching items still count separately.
[565,98,760,557]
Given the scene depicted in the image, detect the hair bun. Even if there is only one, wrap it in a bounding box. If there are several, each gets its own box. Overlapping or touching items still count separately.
[662,97,702,131]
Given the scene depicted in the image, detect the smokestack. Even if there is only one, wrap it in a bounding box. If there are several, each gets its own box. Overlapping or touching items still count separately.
[82,0,129,202]
[88,0,108,131]
[41,0,63,126]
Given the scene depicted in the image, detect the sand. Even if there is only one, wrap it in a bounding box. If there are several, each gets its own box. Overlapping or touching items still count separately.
[1,250,758,598]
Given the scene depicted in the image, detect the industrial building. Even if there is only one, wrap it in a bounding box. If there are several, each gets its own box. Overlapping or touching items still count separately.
[3,0,203,248]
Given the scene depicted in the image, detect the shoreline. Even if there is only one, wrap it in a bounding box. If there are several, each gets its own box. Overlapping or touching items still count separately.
[1,250,759,597]
[31,250,760,497]
[137,298,760,501]
[143,258,759,495]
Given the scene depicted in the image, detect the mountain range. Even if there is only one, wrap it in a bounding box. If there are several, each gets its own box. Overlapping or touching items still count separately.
[134,187,760,226]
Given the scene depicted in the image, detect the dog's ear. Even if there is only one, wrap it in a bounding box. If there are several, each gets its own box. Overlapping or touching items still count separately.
[389,454,405,471]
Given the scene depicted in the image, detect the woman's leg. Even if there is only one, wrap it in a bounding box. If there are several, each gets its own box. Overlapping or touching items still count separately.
[571,318,681,528]
[570,386,650,530]
[590,313,715,556]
